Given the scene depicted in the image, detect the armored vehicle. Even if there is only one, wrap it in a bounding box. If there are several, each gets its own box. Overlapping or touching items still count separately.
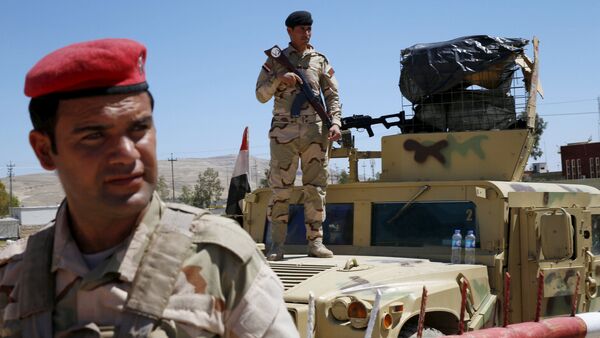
[242,36,600,337]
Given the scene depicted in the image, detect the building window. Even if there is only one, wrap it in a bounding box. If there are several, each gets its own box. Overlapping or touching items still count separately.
[591,158,595,178]
[577,159,582,179]
[596,157,599,177]
[566,160,571,179]
[571,159,576,179]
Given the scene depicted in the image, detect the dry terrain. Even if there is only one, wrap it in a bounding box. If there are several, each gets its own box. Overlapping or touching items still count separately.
[1,155,269,207]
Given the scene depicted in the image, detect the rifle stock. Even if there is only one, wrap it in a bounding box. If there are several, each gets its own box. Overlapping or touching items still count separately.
[264,45,333,128]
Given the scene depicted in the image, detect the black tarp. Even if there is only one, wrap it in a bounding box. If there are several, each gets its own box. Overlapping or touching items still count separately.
[400,35,528,103]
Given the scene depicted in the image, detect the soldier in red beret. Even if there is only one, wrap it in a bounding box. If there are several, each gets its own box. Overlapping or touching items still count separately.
[0,39,298,337]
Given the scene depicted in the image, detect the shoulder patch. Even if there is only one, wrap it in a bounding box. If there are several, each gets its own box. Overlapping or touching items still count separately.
[327,67,335,77]
[190,214,256,263]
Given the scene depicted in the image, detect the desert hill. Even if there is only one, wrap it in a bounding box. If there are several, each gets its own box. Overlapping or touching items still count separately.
[1,155,269,207]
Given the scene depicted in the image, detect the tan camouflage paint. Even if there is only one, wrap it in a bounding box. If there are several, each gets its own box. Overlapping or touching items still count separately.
[256,44,341,243]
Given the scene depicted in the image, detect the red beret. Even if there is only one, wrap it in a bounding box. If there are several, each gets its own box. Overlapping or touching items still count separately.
[25,38,148,98]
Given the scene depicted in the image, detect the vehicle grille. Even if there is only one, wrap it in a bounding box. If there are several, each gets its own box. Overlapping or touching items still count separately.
[269,263,335,291]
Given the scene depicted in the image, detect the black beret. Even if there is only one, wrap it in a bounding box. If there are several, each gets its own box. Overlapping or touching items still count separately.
[285,11,313,28]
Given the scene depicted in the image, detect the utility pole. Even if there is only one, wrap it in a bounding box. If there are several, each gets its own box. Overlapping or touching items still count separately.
[362,161,366,181]
[597,95,600,141]
[370,159,376,180]
[329,167,334,184]
[168,153,177,201]
[253,158,259,188]
[332,163,338,184]
[7,162,15,212]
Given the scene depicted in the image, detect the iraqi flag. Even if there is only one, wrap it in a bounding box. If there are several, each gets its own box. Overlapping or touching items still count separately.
[226,127,251,225]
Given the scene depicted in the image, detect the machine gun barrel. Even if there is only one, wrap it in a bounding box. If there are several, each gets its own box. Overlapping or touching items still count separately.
[341,112,406,137]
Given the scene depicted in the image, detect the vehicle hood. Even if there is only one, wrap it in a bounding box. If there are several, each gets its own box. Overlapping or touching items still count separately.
[270,255,490,305]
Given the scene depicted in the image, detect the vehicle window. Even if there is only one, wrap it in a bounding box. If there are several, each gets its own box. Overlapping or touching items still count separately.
[264,203,354,246]
[591,214,600,255]
[371,201,477,247]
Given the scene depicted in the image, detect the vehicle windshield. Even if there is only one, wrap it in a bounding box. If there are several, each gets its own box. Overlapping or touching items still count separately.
[372,201,478,247]
[263,201,478,249]
[264,203,354,246]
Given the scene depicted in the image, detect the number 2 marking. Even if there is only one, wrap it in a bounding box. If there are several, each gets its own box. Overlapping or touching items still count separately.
[466,209,473,222]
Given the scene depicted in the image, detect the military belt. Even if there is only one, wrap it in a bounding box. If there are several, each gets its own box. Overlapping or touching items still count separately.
[272,114,320,124]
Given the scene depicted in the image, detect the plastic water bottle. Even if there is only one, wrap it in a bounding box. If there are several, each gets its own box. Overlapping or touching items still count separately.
[465,230,476,264]
[451,230,462,264]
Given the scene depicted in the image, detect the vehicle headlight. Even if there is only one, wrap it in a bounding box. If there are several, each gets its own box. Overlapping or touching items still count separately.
[347,299,372,329]
[331,296,352,321]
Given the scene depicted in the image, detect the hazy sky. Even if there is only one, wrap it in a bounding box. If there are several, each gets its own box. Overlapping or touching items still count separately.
[1,1,599,178]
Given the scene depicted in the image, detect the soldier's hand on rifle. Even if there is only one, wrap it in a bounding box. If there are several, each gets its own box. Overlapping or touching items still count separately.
[328,124,341,141]
[278,72,303,86]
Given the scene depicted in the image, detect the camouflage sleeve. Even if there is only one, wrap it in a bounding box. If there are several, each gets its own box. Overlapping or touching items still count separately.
[226,253,299,338]
[256,57,281,104]
[0,239,28,337]
[174,214,297,337]
[319,57,342,127]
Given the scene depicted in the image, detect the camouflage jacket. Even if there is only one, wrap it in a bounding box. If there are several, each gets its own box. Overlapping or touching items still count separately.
[0,194,298,337]
[256,43,342,127]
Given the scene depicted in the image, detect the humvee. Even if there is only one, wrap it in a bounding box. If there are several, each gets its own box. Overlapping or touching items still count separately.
[242,36,600,337]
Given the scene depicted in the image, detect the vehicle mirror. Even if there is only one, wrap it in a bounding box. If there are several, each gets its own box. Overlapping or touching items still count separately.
[540,210,573,261]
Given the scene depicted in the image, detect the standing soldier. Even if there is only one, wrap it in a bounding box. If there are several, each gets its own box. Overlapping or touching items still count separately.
[0,38,298,337]
[256,10,342,261]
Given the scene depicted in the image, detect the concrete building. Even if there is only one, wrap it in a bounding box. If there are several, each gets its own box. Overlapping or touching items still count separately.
[531,162,548,174]
[560,141,600,180]
[10,205,58,226]
[0,218,19,240]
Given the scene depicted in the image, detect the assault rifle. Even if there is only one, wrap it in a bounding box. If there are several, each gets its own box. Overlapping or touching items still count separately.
[341,112,407,137]
[264,45,333,129]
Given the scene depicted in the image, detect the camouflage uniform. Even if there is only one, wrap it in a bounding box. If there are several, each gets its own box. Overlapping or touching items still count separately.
[256,44,341,247]
[0,193,298,337]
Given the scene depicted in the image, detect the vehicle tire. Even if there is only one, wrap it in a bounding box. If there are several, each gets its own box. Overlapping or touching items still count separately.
[398,323,444,338]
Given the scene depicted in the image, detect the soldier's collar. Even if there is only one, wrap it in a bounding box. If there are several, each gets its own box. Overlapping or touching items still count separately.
[50,194,164,282]
[51,200,89,276]
[116,193,164,282]
[287,42,314,55]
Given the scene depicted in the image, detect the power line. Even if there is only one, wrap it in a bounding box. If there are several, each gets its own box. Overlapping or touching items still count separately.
[539,111,597,117]
[539,98,596,105]
[160,144,270,157]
